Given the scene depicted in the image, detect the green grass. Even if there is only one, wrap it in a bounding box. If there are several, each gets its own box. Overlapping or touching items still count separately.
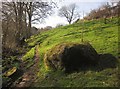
[32,68,118,87]
[22,47,35,61]
[25,17,119,87]
[27,17,118,57]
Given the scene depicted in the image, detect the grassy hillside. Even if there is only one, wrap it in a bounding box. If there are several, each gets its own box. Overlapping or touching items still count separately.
[23,17,119,87]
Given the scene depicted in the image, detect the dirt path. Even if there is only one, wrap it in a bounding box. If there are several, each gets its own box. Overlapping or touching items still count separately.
[12,45,40,88]
[15,64,38,87]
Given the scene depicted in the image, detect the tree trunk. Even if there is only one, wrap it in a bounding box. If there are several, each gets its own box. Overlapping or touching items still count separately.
[28,14,31,38]
[27,2,32,38]
[13,2,20,46]
[24,8,28,39]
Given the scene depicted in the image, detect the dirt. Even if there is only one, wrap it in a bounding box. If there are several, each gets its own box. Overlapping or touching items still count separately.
[11,45,40,88]
[14,64,38,87]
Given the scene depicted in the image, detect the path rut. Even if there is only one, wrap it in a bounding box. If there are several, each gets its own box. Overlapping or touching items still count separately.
[12,45,40,88]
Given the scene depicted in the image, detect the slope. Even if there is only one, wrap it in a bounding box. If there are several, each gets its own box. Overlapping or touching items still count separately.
[23,17,119,87]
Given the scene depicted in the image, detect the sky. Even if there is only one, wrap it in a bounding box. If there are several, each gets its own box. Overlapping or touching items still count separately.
[0,0,118,28]
[31,0,114,28]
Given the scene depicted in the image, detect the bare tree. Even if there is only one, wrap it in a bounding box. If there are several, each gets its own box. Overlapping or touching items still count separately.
[2,1,55,48]
[58,4,80,24]
[101,2,111,24]
[25,2,54,38]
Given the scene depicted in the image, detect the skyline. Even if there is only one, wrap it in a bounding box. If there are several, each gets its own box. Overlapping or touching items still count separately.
[0,0,117,28]
[32,0,110,28]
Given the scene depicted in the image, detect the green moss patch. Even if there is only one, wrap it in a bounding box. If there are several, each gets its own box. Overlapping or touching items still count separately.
[44,42,99,72]
[22,47,35,61]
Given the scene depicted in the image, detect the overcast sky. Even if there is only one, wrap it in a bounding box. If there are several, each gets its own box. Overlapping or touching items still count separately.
[0,0,118,28]
[31,0,113,28]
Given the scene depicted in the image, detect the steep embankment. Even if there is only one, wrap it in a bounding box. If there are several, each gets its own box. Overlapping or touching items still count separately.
[23,17,119,87]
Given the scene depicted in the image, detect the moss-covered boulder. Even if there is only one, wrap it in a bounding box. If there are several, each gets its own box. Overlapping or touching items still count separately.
[44,42,99,72]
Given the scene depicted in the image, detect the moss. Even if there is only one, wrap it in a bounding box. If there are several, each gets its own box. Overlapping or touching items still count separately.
[44,42,99,72]
[4,67,17,77]
[22,47,35,61]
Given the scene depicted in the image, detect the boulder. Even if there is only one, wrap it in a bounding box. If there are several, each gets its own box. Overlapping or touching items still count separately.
[44,42,99,72]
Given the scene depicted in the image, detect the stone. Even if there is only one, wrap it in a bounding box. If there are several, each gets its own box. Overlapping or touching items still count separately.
[44,42,99,72]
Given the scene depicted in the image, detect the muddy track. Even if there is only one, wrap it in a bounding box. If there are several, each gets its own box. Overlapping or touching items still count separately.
[11,45,40,88]
[14,64,38,87]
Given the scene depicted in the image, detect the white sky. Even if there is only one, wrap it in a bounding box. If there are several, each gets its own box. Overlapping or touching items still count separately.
[33,0,110,28]
[1,0,117,28]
